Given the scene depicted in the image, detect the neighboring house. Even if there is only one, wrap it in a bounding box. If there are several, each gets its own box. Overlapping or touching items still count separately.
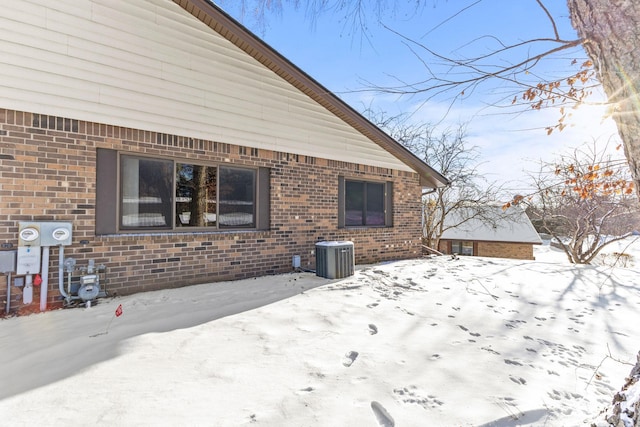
[0,0,447,314]
[438,206,542,260]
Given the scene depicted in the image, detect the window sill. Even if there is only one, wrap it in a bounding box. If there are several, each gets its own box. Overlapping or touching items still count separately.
[96,228,269,239]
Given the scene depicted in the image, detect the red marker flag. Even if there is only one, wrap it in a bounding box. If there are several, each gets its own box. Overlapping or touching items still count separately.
[115,304,123,317]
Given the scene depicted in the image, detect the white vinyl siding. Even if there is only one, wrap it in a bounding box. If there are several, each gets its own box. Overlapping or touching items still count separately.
[0,0,413,172]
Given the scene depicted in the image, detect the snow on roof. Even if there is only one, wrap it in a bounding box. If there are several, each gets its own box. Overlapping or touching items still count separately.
[440,205,542,244]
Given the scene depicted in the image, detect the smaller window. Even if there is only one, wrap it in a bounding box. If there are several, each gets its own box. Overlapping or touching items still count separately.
[451,241,474,256]
[340,178,392,227]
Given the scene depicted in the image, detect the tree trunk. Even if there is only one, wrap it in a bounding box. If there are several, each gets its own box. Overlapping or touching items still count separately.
[567,0,640,198]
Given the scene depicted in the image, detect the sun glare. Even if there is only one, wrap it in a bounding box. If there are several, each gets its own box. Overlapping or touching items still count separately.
[563,101,621,149]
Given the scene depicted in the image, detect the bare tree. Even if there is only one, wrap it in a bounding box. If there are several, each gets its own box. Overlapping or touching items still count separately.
[225,0,640,199]
[365,109,502,250]
[420,126,507,251]
[525,142,638,264]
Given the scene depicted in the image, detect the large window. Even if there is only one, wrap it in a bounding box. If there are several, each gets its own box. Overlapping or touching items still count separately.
[96,149,269,234]
[339,177,392,227]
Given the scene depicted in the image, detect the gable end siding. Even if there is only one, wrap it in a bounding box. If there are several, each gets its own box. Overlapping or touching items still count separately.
[0,0,419,175]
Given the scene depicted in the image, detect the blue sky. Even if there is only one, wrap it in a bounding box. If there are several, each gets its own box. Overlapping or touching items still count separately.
[216,0,622,195]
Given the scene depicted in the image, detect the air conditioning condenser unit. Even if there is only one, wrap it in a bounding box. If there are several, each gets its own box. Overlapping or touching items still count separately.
[315,241,354,279]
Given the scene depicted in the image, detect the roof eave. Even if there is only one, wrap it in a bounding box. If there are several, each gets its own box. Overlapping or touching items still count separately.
[172,0,449,189]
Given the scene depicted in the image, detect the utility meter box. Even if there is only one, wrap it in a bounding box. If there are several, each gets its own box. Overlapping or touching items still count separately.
[17,222,42,275]
[0,250,16,274]
[18,222,41,247]
[16,246,41,275]
[315,241,355,279]
[39,222,73,246]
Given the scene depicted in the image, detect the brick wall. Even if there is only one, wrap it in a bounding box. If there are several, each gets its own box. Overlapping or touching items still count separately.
[439,239,535,260]
[0,109,424,315]
[477,241,534,260]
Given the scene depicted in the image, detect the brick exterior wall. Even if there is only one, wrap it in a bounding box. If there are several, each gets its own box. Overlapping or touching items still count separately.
[0,109,424,315]
[477,242,534,260]
[439,240,535,260]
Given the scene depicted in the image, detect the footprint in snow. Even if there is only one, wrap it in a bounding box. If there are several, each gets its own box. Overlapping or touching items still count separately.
[342,351,359,367]
[368,324,378,335]
[510,376,527,385]
[371,401,395,427]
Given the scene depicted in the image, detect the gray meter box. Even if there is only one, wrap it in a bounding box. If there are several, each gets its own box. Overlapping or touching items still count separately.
[39,222,73,246]
[0,250,16,274]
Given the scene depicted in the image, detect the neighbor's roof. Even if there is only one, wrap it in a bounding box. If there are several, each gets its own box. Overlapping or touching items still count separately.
[172,0,449,189]
[440,206,542,244]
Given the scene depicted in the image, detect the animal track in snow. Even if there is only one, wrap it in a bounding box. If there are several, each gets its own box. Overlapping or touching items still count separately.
[394,386,444,409]
[396,307,415,316]
[509,376,527,385]
[547,389,582,401]
[368,324,378,335]
[481,346,500,356]
[505,319,527,329]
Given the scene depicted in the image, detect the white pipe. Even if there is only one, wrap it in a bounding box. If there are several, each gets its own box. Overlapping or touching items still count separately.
[58,246,69,301]
[40,246,50,311]
[5,272,10,315]
[23,274,33,304]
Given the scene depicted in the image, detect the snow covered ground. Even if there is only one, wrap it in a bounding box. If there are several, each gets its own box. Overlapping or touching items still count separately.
[1,240,639,426]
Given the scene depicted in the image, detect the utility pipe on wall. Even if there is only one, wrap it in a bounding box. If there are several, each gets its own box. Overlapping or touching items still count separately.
[5,272,11,315]
[58,246,69,301]
[40,246,50,312]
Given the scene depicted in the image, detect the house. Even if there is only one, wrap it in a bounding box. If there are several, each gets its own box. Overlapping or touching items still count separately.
[438,206,542,260]
[0,0,448,314]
